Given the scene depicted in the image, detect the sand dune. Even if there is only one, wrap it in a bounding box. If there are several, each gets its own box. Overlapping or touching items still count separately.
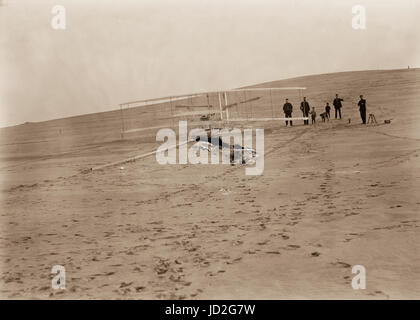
[1,69,419,299]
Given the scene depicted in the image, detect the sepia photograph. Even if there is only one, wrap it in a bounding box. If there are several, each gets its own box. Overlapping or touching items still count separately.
[0,0,419,305]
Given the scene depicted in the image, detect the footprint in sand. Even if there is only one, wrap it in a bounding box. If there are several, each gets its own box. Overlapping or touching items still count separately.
[286,244,300,250]
[331,261,351,269]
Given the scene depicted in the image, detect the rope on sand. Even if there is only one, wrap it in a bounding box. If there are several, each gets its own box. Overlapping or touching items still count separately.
[82,141,189,173]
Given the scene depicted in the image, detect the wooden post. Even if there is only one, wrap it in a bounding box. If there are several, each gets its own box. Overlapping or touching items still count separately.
[244,90,249,120]
[119,104,125,140]
[218,92,223,120]
[249,91,253,118]
[236,91,240,118]
[169,96,174,128]
[224,92,229,121]
[270,88,274,118]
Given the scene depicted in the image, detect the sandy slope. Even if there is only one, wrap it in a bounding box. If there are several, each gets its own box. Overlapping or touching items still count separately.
[0,69,419,299]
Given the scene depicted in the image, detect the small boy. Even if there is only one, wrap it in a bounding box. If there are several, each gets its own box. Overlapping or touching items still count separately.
[325,103,331,119]
[310,107,316,124]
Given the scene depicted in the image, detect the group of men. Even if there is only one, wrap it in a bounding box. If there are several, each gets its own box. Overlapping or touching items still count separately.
[282,94,367,126]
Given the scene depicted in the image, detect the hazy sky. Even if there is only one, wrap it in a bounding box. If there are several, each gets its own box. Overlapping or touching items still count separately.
[1,0,419,127]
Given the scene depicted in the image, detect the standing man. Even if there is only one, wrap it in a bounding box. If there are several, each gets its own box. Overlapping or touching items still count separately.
[283,98,293,126]
[325,102,331,119]
[333,94,344,119]
[300,97,310,125]
[358,95,367,124]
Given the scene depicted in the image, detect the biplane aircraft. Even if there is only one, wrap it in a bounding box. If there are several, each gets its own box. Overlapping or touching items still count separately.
[118,87,309,136]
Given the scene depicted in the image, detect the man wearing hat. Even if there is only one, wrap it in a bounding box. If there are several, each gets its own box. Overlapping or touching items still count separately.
[358,95,367,124]
[333,94,344,119]
[283,98,293,126]
[300,97,310,125]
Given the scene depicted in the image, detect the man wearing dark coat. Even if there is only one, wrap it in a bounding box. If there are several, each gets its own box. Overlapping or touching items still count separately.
[333,94,344,119]
[300,97,310,125]
[283,98,293,126]
[358,95,367,124]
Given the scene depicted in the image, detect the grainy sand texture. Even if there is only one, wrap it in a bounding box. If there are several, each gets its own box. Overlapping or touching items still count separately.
[1,69,419,299]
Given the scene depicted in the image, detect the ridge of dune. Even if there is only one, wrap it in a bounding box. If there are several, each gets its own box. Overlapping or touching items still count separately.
[1,68,419,299]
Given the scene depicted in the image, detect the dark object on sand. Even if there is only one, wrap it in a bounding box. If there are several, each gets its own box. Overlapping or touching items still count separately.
[384,119,391,124]
[196,135,223,148]
[367,113,378,124]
